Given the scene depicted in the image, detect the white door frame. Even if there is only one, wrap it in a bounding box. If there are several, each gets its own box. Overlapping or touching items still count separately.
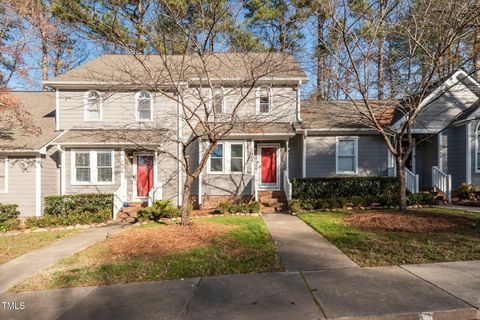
[132,152,156,200]
[257,143,281,190]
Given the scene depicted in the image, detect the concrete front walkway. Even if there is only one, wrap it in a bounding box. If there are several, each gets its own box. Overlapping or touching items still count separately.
[435,204,480,213]
[0,224,126,293]
[2,264,479,320]
[262,213,358,271]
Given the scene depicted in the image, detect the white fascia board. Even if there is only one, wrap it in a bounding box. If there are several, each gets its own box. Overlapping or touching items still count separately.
[391,69,480,129]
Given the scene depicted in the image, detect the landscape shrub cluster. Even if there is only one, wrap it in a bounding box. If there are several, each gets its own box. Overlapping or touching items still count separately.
[25,209,111,228]
[217,201,261,214]
[0,204,21,231]
[456,183,477,200]
[44,194,113,216]
[292,177,399,200]
[137,200,180,221]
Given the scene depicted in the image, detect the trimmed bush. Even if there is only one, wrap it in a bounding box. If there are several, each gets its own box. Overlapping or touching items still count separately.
[456,183,477,200]
[137,200,180,221]
[0,204,21,232]
[44,194,113,216]
[292,177,398,200]
[407,192,434,205]
[25,209,111,228]
[217,201,261,214]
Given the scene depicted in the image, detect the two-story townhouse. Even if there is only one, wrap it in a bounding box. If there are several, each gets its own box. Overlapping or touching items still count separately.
[2,54,480,216]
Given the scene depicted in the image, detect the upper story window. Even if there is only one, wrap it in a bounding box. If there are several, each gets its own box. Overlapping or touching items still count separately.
[336,137,358,174]
[212,87,225,114]
[84,90,102,121]
[257,87,271,114]
[72,150,114,185]
[0,157,7,192]
[136,90,153,121]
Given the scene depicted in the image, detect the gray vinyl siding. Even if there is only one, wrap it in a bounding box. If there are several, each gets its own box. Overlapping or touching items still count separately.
[445,125,466,189]
[470,121,480,188]
[288,134,303,178]
[413,80,479,131]
[415,136,438,190]
[58,90,178,130]
[157,149,179,204]
[305,135,388,177]
[0,155,37,216]
[41,146,60,212]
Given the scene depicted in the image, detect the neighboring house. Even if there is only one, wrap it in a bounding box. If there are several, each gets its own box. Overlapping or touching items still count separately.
[1,54,479,216]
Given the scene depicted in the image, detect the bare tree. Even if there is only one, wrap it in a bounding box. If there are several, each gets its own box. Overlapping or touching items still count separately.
[313,0,480,211]
[53,0,301,225]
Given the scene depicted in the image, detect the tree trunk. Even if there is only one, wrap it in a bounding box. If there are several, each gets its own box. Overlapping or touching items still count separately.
[316,14,325,101]
[180,174,195,226]
[396,158,407,212]
[41,28,48,91]
[474,24,480,80]
[377,0,385,100]
[136,0,144,54]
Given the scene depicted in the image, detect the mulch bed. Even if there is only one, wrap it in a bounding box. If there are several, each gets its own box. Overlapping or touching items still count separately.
[344,211,477,233]
[105,221,235,257]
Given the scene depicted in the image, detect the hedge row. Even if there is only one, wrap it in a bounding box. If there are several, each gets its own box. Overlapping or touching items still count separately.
[25,209,111,228]
[44,194,113,216]
[292,177,399,200]
[289,193,434,213]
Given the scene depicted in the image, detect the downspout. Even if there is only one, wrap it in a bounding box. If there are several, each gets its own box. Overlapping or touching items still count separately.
[35,153,42,216]
[467,122,472,184]
[176,92,183,207]
[302,130,307,178]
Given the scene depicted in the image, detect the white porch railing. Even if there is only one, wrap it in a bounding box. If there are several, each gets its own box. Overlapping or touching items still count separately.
[252,175,258,201]
[148,182,163,206]
[283,170,292,201]
[405,167,419,194]
[113,182,127,219]
[432,166,452,203]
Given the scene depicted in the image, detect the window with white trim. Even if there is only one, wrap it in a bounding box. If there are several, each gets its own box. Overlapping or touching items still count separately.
[210,144,224,172]
[257,87,271,114]
[136,90,153,121]
[72,150,114,184]
[212,87,224,114]
[208,142,244,174]
[84,90,101,121]
[230,144,244,173]
[336,137,358,174]
[0,157,7,192]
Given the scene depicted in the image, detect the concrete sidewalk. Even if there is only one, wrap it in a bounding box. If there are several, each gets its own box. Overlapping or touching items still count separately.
[2,265,479,320]
[262,213,358,271]
[0,224,126,293]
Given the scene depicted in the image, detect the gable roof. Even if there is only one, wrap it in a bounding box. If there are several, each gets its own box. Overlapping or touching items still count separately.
[45,53,307,88]
[0,92,58,151]
[300,100,397,130]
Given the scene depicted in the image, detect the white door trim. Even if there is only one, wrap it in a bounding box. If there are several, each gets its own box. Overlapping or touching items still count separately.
[257,143,280,191]
[133,153,156,200]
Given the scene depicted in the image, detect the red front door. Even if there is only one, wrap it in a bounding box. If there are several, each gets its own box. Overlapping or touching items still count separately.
[261,147,277,184]
[137,155,154,197]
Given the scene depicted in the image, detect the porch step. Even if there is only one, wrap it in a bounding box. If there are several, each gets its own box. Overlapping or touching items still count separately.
[115,202,145,224]
[258,191,288,213]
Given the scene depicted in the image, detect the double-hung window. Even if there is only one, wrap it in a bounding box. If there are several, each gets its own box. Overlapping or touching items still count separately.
[209,142,244,174]
[136,90,153,121]
[336,137,358,174]
[257,87,271,114]
[210,144,224,173]
[84,90,102,121]
[0,157,7,192]
[72,150,114,184]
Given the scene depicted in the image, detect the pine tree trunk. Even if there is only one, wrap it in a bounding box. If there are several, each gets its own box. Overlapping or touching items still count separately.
[377,0,385,100]
[316,14,325,101]
[474,25,480,80]
[41,28,48,91]
[396,158,407,212]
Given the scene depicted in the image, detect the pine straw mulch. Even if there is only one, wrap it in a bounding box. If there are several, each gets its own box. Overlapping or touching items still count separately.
[344,210,478,233]
[105,221,235,258]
